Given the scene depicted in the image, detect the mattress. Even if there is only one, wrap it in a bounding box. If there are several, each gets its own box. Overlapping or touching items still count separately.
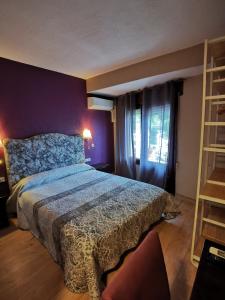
[8,163,168,300]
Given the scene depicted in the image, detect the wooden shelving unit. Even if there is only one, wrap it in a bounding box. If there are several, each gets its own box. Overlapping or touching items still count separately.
[200,182,225,204]
[208,167,225,183]
[195,205,225,260]
[191,35,225,267]
[213,78,225,83]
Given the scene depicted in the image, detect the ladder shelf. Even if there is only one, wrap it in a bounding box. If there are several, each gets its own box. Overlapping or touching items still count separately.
[200,183,225,204]
[191,35,225,266]
[205,95,225,100]
[213,78,225,84]
[209,167,225,181]
[206,65,225,73]
[204,122,225,126]
[203,147,225,153]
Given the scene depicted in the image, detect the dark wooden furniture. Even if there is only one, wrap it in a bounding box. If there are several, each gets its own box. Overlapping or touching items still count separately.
[191,239,225,300]
[0,181,10,228]
[92,163,114,173]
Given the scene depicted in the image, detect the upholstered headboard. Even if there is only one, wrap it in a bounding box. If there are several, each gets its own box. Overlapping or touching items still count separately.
[3,133,85,188]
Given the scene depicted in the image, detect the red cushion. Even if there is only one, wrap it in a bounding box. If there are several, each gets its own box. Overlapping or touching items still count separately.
[102,230,170,300]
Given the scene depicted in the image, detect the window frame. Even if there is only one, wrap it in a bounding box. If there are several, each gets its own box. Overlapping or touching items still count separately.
[134,104,141,165]
[134,104,170,165]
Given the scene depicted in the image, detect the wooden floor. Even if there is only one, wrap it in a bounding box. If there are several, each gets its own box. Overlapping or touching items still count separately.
[0,196,197,300]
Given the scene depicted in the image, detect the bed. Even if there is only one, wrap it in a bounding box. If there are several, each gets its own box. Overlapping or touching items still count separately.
[3,133,169,300]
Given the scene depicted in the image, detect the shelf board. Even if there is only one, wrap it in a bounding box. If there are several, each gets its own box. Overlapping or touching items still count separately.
[206,65,225,72]
[205,94,225,100]
[208,36,225,44]
[207,205,225,222]
[209,144,225,148]
[197,232,225,254]
[202,217,225,228]
[202,222,225,246]
[199,183,225,204]
[207,37,225,61]
[213,78,225,83]
[204,122,225,126]
[211,100,225,105]
[203,147,225,153]
[209,168,225,182]
[194,204,225,257]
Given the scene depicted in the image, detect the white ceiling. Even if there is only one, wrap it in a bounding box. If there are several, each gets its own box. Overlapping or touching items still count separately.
[94,66,203,96]
[0,0,225,79]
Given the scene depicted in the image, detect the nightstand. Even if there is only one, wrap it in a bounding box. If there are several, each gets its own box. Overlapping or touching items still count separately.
[92,163,114,173]
[0,181,10,228]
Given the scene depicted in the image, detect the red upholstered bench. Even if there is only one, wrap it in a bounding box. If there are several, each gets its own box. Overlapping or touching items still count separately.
[101,230,170,300]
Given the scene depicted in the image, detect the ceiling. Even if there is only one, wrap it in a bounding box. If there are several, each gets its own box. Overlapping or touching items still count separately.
[94,66,203,96]
[0,0,225,79]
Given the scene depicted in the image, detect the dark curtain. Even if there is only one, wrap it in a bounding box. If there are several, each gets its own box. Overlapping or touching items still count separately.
[115,92,136,179]
[140,80,183,194]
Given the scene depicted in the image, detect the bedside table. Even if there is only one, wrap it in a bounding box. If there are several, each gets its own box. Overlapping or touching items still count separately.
[0,181,10,228]
[92,163,114,173]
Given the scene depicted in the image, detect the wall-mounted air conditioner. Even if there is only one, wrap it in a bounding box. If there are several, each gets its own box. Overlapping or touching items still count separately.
[88,97,114,111]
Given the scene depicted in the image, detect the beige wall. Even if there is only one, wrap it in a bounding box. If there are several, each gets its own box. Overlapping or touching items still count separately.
[176,75,202,199]
[87,44,203,92]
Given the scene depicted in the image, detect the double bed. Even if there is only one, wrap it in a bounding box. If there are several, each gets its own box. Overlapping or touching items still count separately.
[3,133,169,300]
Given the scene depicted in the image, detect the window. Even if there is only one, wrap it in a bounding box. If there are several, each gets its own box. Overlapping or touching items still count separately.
[134,105,170,164]
[134,108,141,160]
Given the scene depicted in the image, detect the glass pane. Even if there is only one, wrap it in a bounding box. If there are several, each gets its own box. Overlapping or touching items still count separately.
[134,109,141,159]
[148,105,170,164]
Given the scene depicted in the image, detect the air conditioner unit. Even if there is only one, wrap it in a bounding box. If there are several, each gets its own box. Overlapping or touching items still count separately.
[88,97,114,111]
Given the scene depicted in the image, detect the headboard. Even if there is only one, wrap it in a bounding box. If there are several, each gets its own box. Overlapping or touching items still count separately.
[3,133,85,188]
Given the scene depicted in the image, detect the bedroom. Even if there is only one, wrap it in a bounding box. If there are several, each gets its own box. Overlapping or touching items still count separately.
[0,1,225,300]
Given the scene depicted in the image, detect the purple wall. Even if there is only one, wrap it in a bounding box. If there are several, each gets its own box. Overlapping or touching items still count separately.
[0,57,114,176]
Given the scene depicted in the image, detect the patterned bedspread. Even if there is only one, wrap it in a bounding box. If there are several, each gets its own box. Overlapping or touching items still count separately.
[9,163,168,300]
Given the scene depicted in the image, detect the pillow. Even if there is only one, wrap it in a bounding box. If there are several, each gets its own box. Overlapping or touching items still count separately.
[3,133,85,188]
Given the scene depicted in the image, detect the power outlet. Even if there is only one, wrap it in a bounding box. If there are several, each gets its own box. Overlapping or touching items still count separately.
[85,157,91,162]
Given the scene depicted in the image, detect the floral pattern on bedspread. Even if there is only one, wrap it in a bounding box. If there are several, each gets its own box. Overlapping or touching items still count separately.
[3,133,85,187]
[16,166,168,300]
